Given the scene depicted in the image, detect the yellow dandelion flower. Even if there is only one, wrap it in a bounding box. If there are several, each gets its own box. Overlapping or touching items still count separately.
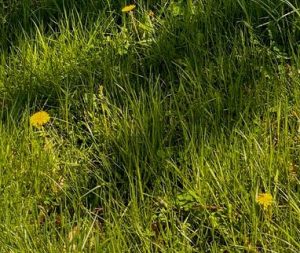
[256,193,273,210]
[122,4,136,13]
[30,111,50,128]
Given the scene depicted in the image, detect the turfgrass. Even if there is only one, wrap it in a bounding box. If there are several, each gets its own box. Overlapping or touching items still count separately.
[0,0,299,252]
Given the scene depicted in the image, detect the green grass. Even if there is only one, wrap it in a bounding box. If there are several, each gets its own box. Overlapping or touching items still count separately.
[0,0,299,252]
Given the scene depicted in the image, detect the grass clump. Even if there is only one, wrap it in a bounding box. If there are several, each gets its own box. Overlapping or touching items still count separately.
[0,0,299,252]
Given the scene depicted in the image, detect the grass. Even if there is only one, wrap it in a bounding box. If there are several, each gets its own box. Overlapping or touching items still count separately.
[0,0,299,252]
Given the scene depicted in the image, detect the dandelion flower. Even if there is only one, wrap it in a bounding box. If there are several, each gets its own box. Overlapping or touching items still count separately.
[256,193,273,210]
[122,4,136,13]
[30,111,50,128]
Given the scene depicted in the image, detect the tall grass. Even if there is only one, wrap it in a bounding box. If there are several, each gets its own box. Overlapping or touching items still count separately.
[0,0,299,252]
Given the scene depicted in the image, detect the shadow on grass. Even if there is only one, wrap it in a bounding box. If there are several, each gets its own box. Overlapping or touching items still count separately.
[1,0,299,124]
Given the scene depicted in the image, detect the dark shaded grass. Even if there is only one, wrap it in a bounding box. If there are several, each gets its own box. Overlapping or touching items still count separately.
[2,0,296,114]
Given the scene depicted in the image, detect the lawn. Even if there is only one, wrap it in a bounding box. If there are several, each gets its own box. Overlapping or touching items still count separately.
[0,0,299,252]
